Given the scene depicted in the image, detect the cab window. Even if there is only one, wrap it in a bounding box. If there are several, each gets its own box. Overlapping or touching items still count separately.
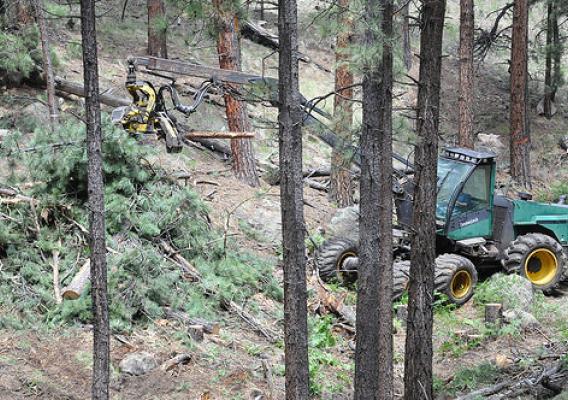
[453,164,491,216]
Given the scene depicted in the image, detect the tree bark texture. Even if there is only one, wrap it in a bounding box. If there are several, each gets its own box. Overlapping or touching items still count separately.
[147,0,167,58]
[551,6,561,102]
[278,0,310,397]
[330,0,354,208]
[509,0,531,187]
[213,0,260,187]
[32,0,59,130]
[404,0,446,399]
[543,1,555,117]
[401,0,412,70]
[458,0,474,148]
[354,0,394,398]
[79,0,110,398]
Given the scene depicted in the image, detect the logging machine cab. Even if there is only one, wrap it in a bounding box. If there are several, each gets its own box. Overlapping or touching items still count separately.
[436,148,496,242]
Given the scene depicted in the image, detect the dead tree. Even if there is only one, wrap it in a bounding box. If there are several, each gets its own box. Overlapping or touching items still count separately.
[354,0,394,397]
[213,0,260,187]
[509,0,531,187]
[404,0,446,399]
[278,0,310,397]
[147,0,167,58]
[458,0,474,148]
[32,0,59,129]
[330,0,354,207]
[79,0,110,398]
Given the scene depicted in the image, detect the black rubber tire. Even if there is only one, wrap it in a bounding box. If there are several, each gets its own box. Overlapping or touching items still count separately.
[393,260,410,302]
[502,233,567,294]
[315,237,359,284]
[435,254,478,306]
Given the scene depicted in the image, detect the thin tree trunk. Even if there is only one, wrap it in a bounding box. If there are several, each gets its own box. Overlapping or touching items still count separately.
[404,0,446,399]
[401,0,412,71]
[458,0,474,148]
[551,4,561,102]
[543,1,553,118]
[354,0,394,397]
[32,0,59,130]
[509,0,530,187]
[213,0,260,187]
[147,0,167,58]
[79,0,109,399]
[278,0,310,397]
[330,0,354,208]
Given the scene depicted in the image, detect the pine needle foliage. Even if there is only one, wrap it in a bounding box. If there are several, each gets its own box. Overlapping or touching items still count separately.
[0,120,281,331]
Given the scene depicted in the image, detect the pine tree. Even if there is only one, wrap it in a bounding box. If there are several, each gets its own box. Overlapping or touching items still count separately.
[458,0,474,148]
[79,0,110,398]
[404,0,446,398]
[279,0,310,396]
[509,0,530,187]
[147,0,167,58]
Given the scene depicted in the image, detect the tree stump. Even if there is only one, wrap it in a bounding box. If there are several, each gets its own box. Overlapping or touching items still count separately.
[485,303,503,329]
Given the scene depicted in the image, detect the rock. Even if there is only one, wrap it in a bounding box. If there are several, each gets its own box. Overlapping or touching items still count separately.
[20,102,50,128]
[475,134,505,158]
[235,198,282,244]
[495,354,513,369]
[559,136,568,152]
[119,352,157,376]
[484,273,534,311]
[503,309,540,330]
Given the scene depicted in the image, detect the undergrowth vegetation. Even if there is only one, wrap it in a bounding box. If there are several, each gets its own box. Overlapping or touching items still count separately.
[0,119,281,331]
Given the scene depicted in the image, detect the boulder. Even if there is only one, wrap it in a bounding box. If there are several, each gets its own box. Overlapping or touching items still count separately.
[119,352,157,376]
[483,273,534,312]
[328,205,360,241]
[503,309,540,330]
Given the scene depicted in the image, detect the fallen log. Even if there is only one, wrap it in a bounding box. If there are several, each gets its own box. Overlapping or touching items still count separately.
[54,77,130,108]
[304,178,328,192]
[158,240,201,281]
[62,260,90,300]
[160,353,192,371]
[163,308,220,335]
[0,188,38,204]
[184,131,255,140]
[222,299,280,343]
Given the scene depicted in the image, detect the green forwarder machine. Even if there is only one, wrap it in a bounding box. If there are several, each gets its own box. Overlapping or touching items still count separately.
[315,147,568,305]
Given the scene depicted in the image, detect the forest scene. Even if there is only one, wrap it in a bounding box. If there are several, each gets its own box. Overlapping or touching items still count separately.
[1,0,568,398]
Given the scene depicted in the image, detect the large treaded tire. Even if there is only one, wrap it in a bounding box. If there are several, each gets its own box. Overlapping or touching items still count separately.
[393,261,410,302]
[315,237,359,284]
[502,233,567,294]
[435,254,478,306]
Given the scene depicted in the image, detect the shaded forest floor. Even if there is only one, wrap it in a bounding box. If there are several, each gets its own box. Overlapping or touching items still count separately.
[1,0,568,399]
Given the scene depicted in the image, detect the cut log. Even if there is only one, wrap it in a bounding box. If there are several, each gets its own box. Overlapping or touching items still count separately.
[184,131,255,140]
[188,324,204,342]
[54,77,130,108]
[304,178,328,192]
[62,260,91,300]
[160,353,191,371]
[485,303,503,328]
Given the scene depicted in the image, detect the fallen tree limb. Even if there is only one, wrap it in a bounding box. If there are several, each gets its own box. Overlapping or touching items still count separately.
[184,131,255,140]
[52,243,62,304]
[163,307,220,335]
[0,188,38,204]
[158,240,201,281]
[311,276,356,326]
[304,178,328,192]
[160,353,192,372]
[222,299,280,343]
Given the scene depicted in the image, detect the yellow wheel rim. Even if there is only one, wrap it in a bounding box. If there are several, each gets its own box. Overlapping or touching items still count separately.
[451,270,472,299]
[524,248,558,286]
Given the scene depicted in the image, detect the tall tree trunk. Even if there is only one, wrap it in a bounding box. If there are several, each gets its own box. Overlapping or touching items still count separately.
[401,0,412,71]
[551,4,561,102]
[213,0,260,187]
[543,1,553,118]
[330,0,354,208]
[278,0,310,398]
[32,0,59,130]
[17,0,32,25]
[458,0,474,148]
[354,0,394,397]
[403,0,446,399]
[509,0,530,187]
[79,0,109,399]
[147,0,167,58]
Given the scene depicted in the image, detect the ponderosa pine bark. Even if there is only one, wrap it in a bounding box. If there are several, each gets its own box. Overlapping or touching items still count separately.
[404,0,446,399]
[79,0,110,398]
[354,0,394,397]
[458,0,474,148]
[213,0,260,187]
[551,4,561,102]
[278,0,309,397]
[147,0,167,58]
[32,0,59,130]
[401,0,412,71]
[509,0,530,186]
[330,0,354,208]
[543,1,556,118]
